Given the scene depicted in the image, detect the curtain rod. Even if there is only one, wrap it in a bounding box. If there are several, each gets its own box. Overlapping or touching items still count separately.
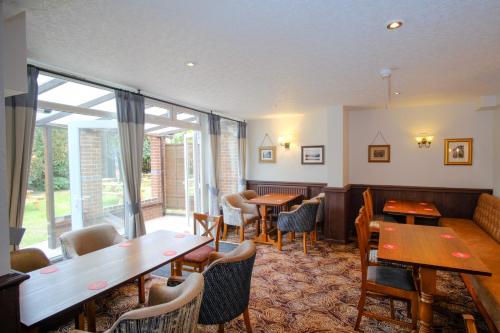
[34,65,243,123]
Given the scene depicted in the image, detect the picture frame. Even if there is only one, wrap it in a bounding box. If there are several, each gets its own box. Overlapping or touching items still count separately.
[368,145,390,163]
[301,145,325,164]
[444,138,473,165]
[259,146,276,163]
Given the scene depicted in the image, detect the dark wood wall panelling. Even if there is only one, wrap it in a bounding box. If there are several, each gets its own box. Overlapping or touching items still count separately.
[246,180,493,243]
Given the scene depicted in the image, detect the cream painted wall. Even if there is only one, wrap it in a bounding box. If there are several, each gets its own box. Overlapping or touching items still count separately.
[493,110,500,195]
[349,102,494,188]
[247,111,329,183]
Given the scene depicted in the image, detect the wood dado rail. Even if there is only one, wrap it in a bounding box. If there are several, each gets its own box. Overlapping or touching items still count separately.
[246,181,493,243]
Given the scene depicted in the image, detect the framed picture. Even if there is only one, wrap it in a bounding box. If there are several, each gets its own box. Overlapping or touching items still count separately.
[368,145,390,162]
[301,145,325,164]
[259,146,276,163]
[444,138,472,165]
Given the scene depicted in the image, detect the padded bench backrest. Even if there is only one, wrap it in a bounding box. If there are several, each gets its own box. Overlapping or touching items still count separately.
[473,193,500,243]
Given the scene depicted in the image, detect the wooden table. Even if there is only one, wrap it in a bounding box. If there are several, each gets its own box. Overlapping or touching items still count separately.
[377,222,491,333]
[383,199,441,224]
[20,230,211,332]
[245,193,301,246]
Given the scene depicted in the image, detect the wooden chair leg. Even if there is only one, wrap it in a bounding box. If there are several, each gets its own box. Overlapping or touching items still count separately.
[354,289,366,331]
[411,294,419,330]
[243,307,252,333]
[175,260,183,276]
[84,300,96,333]
[138,275,146,304]
[74,312,85,330]
[390,298,395,319]
[240,226,245,242]
[222,223,228,240]
[277,230,283,251]
[218,324,224,333]
[170,262,175,276]
[303,233,308,255]
[311,231,316,246]
[291,232,295,240]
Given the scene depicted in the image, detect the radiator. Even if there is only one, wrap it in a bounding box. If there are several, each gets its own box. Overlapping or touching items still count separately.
[256,185,307,214]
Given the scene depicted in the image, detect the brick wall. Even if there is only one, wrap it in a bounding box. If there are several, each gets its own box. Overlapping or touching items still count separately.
[142,135,164,221]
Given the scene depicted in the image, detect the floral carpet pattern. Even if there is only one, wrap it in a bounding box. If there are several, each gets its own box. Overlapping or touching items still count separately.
[55,234,487,333]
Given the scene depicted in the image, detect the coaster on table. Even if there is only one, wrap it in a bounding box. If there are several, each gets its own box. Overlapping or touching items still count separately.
[383,244,397,250]
[119,242,132,247]
[419,202,428,206]
[388,200,396,203]
[424,208,433,211]
[87,280,108,290]
[440,233,455,239]
[40,266,59,274]
[451,252,470,259]
[407,210,417,214]
[163,250,177,257]
[384,227,396,232]
[386,205,396,209]
[175,233,186,238]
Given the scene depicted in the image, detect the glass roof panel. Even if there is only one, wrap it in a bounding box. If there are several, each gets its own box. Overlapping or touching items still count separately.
[91,99,117,113]
[145,106,169,116]
[51,114,100,125]
[148,126,180,135]
[36,110,60,121]
[145,123,159,130]
[37,74,55,86]
[38,81,110,106]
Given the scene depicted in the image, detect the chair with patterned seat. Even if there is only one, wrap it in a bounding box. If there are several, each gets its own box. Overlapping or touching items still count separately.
[354,212,419,331]
[276,200,319,254]
[172,213,223,276]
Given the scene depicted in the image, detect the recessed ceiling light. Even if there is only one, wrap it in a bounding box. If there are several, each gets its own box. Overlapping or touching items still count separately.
[186,62,196,67]
[386,20,403,30]
[393,91,401,95]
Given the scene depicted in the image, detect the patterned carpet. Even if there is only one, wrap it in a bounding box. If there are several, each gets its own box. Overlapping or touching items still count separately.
[54,230,487,333]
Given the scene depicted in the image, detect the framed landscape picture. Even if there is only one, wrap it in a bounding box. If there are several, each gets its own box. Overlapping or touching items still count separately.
[368,145,390,162]
[444,138,472,165]
[259,146,276,163]
[301,145,324,164]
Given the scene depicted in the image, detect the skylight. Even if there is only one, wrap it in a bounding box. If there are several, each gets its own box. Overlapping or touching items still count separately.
[51,114,100,125]
[91,99,117,113]
[145,123,159,130]
[145,106,170,117]
[38,81,110,106]
[37,74,55,86]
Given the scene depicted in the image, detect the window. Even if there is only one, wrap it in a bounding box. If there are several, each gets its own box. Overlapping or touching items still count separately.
[218,119,240,196]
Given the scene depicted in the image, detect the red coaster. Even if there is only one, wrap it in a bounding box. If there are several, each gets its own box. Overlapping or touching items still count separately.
[87,280,108,290]
[451,252,470,259]
[386,205,395,209]
[175,233,186,238]
[384,227,396,232]
[423,208,433,211]
[440,233,455,239]
[40,266,59,274]
[407,210,417,214]
[118,242,132,247]
[388,200,396,203]
[419,202,428,206]
[383,244,397,250]
[163,250,177,257]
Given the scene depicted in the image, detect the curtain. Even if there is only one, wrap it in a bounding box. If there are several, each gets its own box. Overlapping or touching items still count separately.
[207,114,221,215]
[5,66,39,245]
[115,90,146,239]
[237,121,247,192]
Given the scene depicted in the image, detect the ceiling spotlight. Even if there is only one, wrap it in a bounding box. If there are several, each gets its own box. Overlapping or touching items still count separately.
[186,62,196,67]
[393,91,401,95]
[386,20,403,30]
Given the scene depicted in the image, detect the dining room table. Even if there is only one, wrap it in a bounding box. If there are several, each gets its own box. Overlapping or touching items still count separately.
[383,199,441,224]
[244,193,301,246]
[19,230,211,332]
[377,222,492,333]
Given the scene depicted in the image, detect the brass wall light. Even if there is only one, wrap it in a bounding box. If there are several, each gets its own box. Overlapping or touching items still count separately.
[416,135,433,148]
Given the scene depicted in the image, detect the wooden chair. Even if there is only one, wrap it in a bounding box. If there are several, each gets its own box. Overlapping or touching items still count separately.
[463,314,478,333]
[362,188,383,233]
[354,212,419,331]
[172,214,223,276]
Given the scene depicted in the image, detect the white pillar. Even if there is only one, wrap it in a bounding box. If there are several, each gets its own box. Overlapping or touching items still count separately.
[326,105,349,187]
[0,1,12,275]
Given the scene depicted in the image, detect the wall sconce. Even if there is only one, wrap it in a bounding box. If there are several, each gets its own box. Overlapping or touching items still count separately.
[278,135,292,149]
[415,135,433,148]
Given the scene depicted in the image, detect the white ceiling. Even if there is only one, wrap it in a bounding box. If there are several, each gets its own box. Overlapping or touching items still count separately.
[4,0,500,119]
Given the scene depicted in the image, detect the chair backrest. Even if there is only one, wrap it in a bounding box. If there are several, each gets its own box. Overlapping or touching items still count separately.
[198,240,257,325]
[10,248,50,273]
[193,213,223,251]
[107,273,204,333]
[362,188,374,220]
[472,193,500,242]
[239,190,258,200]
[59,224,125,259]
[221,193,245,227]
[311,193,325,224]
[277,201,319,232]
[354,212,369,282]
[359,206,371,241]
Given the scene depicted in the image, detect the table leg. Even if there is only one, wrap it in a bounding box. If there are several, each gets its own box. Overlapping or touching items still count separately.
[74,312,85,329]
[407,215,415,224]
[418,267,436,333]
[84,299,96,332]
[138,275,146,304]
[257,204,268,242]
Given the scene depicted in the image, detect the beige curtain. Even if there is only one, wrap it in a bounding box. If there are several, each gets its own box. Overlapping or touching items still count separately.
[207,114,221,215]
[5,66,39,245]
[237,121,247,192]
[115,90,146,239]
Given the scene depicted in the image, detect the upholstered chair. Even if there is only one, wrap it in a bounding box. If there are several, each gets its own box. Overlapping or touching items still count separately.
[10,248,50,273]
[276,201,319,254]
[71,273,204,333]
[199,240,256,332]
[59,224,125,259]
[290,193,325,241]
[239,190,259,200]
[221,193,259,242]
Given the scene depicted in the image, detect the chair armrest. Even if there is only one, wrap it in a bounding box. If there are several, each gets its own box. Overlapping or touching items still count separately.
[166,276,186,287]
[222,202,244,226]
[208,251,226,264]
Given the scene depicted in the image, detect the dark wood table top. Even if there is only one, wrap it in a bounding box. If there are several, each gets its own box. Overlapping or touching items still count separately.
[245,193,301,206]
[20,230,211,328]
[377,222,491,276]
[383,199,442,218]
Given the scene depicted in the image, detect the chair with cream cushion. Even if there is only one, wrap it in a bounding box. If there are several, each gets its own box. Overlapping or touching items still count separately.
[239,190,259,200]
[71,273,204,333]
[221,193,260,242]
[10,248,50,273]
[59,223,125,259]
